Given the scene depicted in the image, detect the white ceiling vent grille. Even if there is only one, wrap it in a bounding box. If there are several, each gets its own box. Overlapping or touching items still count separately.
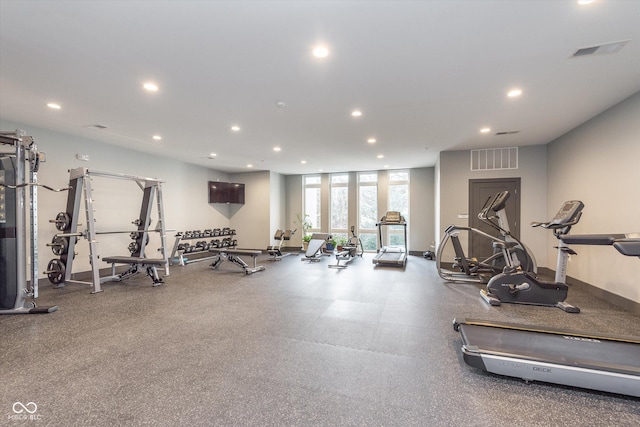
[572,40,630,58]
[83,124,108,130]
[471,147,518,171]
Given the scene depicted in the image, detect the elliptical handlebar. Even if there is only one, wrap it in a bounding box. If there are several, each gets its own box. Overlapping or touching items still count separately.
[477,191,511,235]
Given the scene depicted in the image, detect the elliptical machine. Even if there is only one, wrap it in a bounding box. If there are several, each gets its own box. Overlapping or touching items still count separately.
[436,191,536,284]
[480,199,584,313]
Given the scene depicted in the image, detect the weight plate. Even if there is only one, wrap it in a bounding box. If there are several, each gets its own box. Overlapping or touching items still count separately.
[51,235,69,256]
[47,259,66,285]
[55,212,71,231]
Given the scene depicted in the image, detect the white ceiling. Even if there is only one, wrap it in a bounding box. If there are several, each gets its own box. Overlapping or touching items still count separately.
[1,1,639,175]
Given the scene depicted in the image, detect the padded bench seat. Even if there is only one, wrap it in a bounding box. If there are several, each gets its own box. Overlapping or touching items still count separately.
[102,256,167,265]
[209,248,262,256]
[209,248,265,274]
[102,256,166,285]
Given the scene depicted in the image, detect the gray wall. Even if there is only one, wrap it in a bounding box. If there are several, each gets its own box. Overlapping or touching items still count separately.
[1,118,232,276]
[437,144,549,263]
[268,171,286,247]
[228,170,272,249]
[410,167,435,253]
[547,91,640,303]
[285,174,304,247]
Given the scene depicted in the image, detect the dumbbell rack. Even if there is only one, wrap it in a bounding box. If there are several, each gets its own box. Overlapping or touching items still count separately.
[170,228,238,266]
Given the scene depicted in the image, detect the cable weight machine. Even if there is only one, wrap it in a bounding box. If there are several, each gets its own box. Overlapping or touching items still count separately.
[1,130,60,314]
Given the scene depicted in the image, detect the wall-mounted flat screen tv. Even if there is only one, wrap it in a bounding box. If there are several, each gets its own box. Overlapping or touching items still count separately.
[208,181,245,204]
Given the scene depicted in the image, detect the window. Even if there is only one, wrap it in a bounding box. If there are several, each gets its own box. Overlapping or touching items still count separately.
[358,172,378,251]
[388,171,409,247]
[304,175,321,232]
[330,174,348,235]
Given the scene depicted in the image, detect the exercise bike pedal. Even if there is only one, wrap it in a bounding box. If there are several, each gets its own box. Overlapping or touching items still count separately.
[480,289,502,306]
[557,301,580,313]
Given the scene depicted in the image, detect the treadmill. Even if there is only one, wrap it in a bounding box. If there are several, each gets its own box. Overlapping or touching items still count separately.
[453,237,640,397]
[372,211,407,267]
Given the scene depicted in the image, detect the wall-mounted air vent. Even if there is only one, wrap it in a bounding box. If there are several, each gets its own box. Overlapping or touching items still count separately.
[572,40,630,58]
[471,147,518,171]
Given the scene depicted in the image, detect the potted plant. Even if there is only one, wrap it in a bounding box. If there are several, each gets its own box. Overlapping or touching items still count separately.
[336,236,348,252]
[296,213,312,251]
[325,236,337,252]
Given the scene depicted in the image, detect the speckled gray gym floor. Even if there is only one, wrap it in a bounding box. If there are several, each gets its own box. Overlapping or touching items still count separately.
[2,253,639,426]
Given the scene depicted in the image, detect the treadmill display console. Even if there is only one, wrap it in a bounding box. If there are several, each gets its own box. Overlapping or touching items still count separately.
[383,211,402,223]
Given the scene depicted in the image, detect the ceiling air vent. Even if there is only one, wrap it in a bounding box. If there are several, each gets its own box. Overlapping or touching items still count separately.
[83,124,107,130]
[471,147,518,171]
[572,40,630,58]
[495,131,520,136]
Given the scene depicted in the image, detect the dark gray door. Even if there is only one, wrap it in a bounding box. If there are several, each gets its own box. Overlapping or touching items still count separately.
[469,178,521,261]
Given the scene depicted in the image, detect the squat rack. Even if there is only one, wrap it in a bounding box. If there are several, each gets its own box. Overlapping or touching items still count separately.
[48,167,169,293]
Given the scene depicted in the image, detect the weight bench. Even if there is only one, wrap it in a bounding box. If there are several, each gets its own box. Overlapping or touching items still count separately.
[102,256,166,286]
[209,248,265,274]
[301,233,330,262]
[267,229,297,261]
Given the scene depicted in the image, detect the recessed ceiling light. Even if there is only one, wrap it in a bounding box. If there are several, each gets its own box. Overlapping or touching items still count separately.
[377,154,384,159]
[143,82,158,92]
[312,45,329,58]
[351,110,363,117]
[367,138,376,144]
[209,152,217,158]
[247,164,253,168]
[318,169,323,172]
[46,103,61,109]
[231,125,240,132]
[384,165,389,169]
[273,146,281,152]
[577,0,595,5]
[507,89,522,98]
[152,135,162,140]
[480,127,491,134]
[301,160,307,164]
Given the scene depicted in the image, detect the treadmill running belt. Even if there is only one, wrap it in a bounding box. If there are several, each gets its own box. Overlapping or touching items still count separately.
[459,323,640,376]
[454,319,640,397]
